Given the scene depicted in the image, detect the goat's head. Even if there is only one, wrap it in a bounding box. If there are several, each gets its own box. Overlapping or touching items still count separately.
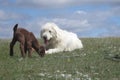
[38,46,45,57]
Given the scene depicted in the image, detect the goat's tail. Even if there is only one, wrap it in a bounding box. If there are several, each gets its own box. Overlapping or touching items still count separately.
[13,24,18,32]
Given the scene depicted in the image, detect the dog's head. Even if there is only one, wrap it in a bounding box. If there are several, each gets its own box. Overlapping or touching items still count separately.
[41,23,60,45]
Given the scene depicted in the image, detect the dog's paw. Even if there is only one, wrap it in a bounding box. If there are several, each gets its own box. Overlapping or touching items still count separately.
[45,50,53,54]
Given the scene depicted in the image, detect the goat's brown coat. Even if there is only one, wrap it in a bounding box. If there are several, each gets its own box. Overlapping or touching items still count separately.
[10,24,45,57]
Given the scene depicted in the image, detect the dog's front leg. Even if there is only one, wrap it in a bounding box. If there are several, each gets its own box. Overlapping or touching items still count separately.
[10,38,17,56]
[46,48,63,54]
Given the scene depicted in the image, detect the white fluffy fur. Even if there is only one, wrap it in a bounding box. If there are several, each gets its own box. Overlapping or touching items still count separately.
[41,22,83,54]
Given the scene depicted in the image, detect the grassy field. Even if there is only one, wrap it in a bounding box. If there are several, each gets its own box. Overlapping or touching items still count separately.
[0,38,120,80]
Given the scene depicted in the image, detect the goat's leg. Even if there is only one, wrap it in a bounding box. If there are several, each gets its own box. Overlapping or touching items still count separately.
[10,38,17,56]
[24,44,27,54]
[28,48,32,57]
[27,42,32,57]
[20,41,25,57]
[17,34,26,57]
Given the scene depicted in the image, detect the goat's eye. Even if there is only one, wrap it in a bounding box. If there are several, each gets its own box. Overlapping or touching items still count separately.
[49,30,51,33]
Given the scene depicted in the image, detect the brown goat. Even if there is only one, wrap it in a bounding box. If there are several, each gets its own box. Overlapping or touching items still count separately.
[10,24,45,57]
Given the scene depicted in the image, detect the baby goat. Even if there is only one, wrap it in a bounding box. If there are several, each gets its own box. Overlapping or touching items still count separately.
[10,24,45,57]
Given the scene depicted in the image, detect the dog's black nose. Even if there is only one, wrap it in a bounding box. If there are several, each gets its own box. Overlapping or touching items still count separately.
[43,36,47,40]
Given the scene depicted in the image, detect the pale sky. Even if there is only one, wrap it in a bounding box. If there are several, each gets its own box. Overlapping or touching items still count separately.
[0,0,120,38]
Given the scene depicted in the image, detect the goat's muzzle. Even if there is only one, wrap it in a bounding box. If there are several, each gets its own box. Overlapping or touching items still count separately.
[38,46,45,57]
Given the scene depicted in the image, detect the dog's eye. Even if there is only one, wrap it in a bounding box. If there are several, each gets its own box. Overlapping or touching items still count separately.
[49,30,51,33]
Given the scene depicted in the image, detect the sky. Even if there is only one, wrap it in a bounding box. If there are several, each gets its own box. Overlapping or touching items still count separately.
[0,0,120,38]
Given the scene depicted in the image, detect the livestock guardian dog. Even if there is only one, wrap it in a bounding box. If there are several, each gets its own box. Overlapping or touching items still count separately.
[41,22,83,54]
[10,24,45,57]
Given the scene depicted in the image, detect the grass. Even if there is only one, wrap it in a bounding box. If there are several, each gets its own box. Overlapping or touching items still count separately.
[0,38,120,80]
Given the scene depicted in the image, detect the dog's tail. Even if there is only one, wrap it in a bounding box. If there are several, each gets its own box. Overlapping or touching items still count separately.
[13,24,18,32]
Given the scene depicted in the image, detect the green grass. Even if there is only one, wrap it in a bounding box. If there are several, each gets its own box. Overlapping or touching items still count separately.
[0,38,120,80]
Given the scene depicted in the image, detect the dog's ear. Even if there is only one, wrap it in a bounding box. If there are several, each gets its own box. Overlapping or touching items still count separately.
[51,25,61,39]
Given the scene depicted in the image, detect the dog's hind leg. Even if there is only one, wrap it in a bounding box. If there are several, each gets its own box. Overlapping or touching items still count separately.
[10,38,17,56]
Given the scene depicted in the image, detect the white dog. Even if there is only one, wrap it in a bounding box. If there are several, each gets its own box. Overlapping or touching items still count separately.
[41,22,83,54]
